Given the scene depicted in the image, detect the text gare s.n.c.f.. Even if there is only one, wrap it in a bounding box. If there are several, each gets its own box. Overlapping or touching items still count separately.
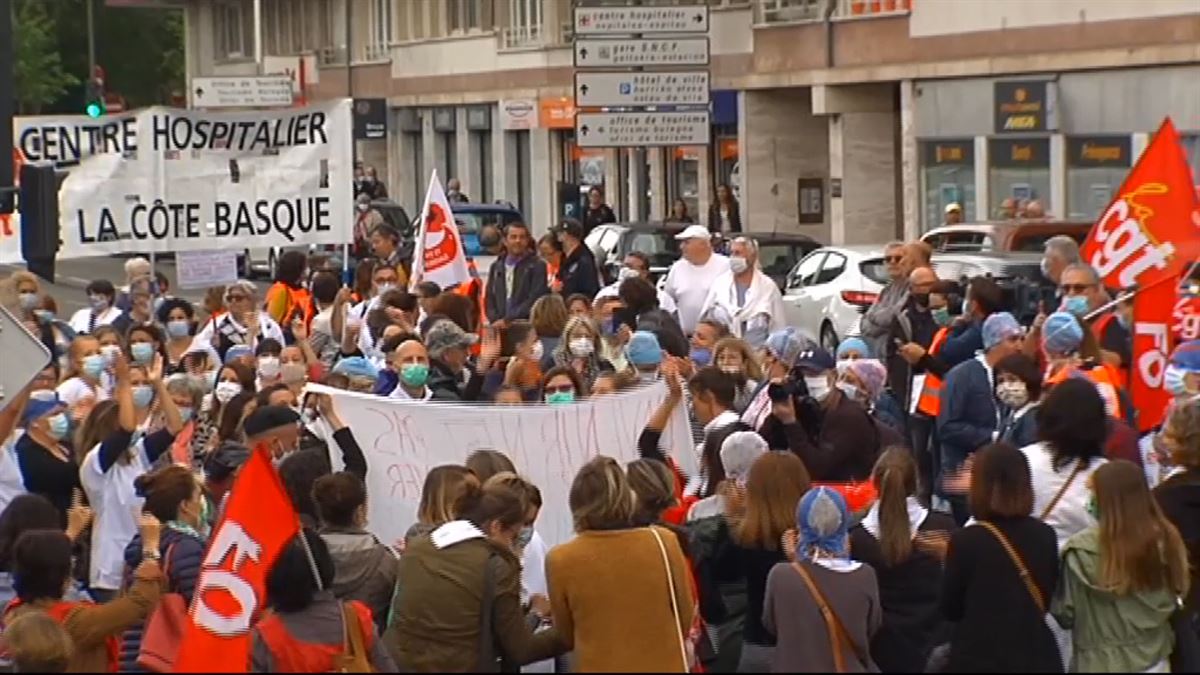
[17,110,331,165]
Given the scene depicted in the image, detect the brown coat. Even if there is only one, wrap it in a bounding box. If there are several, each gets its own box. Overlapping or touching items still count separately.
[385,533,564,672]
[5,563,162,673]
[546,526,696,673]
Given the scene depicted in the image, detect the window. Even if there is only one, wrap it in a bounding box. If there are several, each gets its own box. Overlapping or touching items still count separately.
[814,253,846,285]
[502,0,544,47]
[472,130,492,202]
[367,0,393,60]
[988,137,1051,218]
[215,0,254,60]
[920,140,975,231]
[438,132,457,185]
[1065,136,1131,221]
[447,0,489,33]
[787,252,826,289]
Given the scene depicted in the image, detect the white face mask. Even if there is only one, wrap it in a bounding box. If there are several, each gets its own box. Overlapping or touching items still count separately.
[529,341,545,362]
[804,375,831,402]
[996,380,1030,409]
[617,266,640,282]
[729,256,749,275]
[257,356,281,379]
[569,337,595,358]
[214,381,242,404]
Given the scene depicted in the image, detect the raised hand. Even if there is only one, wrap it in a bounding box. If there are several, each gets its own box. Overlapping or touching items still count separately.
[66,489,93,542]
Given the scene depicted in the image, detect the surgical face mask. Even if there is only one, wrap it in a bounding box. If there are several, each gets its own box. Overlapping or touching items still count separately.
[82,354,106,380]
[131,342,156,365]
[132,385,155,409]
[357,202,369,212]
[101,345,121,366]
[546,390,576,405]
[18,292,39,311]
[931,307,951,327]
[690,347,712,367]
[89,295,109,311]
[1040,257,1053,280]
[400,363,429,388]
[529,341,545,362]
[1062,295,1089,317]
[835,359,852,375]
[568,337,595,358]
[33,309,54,324]
[46,413,70,441]
[617,266,640,282]
[804,375,831,402]
[638,370,658,384]
[729,256,749,275]
[515,526,534,549]
[178,407,194,424]
[166,320,191,339]
[996,380,1030,409]
[1165,365,1196,398]
[214,381,242,404]
[1086,493,1099,521]
[375,282,396,296]
[836,381,860,403]
[257,356,281,379]
[719,364,742,376]
[280,362,307,385]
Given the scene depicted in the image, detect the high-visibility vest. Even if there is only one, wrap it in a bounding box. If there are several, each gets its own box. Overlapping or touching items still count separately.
[1045,362,1124,419]
[1090,312,1129,388]
[916,327,950,417]
[264,282,314,330]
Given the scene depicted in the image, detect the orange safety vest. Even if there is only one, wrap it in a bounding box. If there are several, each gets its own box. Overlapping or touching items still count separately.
[255,601,376,673]
[916,327,950,417]
[1090,312,1129,388]
[264,282,315,330]
[1045,362,1124,419]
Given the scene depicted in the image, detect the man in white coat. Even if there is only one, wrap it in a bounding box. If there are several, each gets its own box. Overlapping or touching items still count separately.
[698,236,785,348]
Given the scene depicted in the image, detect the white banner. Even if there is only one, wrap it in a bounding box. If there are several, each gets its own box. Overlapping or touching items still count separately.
[308,382,695,548]
[0,213,20,265]
[12,100,354,259]
[410,170,470,291]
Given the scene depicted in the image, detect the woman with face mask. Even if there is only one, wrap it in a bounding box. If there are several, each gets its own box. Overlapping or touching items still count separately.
[194,362,256,459]
[56,336,108,414]
[11,393,79,522]
[117,465,211,672]
[79,351,184,602]
[994,354,1043,449]
[541,367,586,405]
[156,298,197,374]
[713,337,764,411]
[126,324,166,373]
[386,479,564,671]
[482,321,543,401]
[254,338,285,390]
[161,374,206,468]
[552,315,610,388]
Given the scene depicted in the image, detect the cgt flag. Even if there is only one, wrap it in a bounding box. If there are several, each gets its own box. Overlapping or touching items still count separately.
[410,170,471,292]
[174,445,301,672]
[1082,118,1200,431]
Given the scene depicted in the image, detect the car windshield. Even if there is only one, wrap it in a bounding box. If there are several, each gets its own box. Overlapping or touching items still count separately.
[451,210,521,235]
[859,258,890,285]
[758,243,799,278]
[1011,231,1087,252]
[626,231,681,267]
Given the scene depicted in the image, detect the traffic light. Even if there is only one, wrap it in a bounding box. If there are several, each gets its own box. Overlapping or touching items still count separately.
[18,163,61,283]
[84,77,105,118]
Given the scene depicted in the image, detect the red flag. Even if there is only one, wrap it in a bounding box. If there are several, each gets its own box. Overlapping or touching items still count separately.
[1081,118,1200,290]
[1133,278,1177,432]
[174,446,300,672]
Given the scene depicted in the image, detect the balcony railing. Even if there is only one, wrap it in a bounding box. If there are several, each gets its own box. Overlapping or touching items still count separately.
[756,0,910,24]
[362,42,391,62]
[757,0,822,24]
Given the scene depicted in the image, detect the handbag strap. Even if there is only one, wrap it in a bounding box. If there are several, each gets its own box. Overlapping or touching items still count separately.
[340,602,368,667]
[1039,460,1085,521]
[977,521,1045,613]
[649,526,689,673]
[477,554,496,673]
[790,562,869,673]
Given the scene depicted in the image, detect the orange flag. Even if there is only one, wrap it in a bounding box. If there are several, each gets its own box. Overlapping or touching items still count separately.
[174,445,300,672]
[1082,118,1200,431]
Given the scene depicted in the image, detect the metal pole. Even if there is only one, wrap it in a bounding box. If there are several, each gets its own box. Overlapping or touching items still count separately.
[86,0,96,77]
[344,0,354,287]
[0,0,14,215]
[253,0,263,74]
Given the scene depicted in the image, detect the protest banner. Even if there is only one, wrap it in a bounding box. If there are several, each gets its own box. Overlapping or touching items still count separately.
[11,99,354,259]
[175,445,301,673]
[307,381,696,548]
[410,170,471,291]
[1081,118,1200,430]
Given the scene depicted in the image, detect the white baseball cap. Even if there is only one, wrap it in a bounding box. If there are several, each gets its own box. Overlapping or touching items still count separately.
[674,224,712,240]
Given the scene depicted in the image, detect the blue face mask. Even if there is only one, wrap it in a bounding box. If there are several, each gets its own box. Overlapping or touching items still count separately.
[132,385,155,409]
[546,391,576,405]
[166,320,191,339]
[131,343,155,365]
[689,347,712,367]
[931,307,951,327]
[82,354,105,380]
[515,526,534,549]
[1063,295,1090,317]
[46,413,70,440]
[1165,365,1195,398]
[178,407,194,424]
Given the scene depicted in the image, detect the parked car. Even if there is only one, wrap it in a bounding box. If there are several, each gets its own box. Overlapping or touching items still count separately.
[921,219,1091,253]
[585,222,685,285]
[781,245,887,351]
[450,201,523,259]
[751,233,823,290]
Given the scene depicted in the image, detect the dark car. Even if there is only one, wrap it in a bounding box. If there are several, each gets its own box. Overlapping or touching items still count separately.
[750,233,823,289]
[931,251,1053,325]
[450,202,524,258]
[585,222,684,285]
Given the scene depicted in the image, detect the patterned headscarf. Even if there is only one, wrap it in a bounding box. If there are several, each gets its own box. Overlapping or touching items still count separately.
[796,487,850,559]
[843,359,887,402]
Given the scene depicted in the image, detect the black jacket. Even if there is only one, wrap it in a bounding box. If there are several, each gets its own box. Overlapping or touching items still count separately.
[1156,468,1200,611]
[582,204,616,236]
[707,201,742,234]
[485,252,549,323]
[427,358,486,402]
[557,244,601,299]
[763,391,904,482]
[636,308,688,359]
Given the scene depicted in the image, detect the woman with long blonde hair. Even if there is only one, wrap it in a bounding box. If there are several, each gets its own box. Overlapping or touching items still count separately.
[1052,460,1190,673]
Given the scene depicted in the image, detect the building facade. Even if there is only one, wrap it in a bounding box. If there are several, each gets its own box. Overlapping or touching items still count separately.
[176,0,1200,244]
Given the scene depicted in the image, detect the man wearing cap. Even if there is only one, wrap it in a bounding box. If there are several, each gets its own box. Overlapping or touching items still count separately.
[663,225,730,335]
[425,320,487,401]
[943,203,963,226]
[243,404,304,461]
[698,236,785,349]
[485,222,548,328]
[553,219,601,300]
[937,312,1025,523]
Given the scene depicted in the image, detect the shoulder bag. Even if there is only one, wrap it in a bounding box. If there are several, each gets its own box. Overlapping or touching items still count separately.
[977,521,1045,613]
[790,562,871,673]
[137,543,187,673]
[649,526,695,672]
[1038,460,1085,521]
[333,602,374,673]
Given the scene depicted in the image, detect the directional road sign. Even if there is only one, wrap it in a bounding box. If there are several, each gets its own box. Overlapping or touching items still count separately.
[576,111,712,148]
[190,75,294,109]
[575,71,710,108]
[0,305,52,413]
[574,5,710,35]
[574,37,711,68]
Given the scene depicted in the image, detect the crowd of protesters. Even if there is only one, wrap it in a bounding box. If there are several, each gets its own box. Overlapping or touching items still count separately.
[0,208,1196,675]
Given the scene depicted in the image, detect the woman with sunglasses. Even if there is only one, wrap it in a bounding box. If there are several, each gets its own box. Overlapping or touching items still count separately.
[541,367,585,405]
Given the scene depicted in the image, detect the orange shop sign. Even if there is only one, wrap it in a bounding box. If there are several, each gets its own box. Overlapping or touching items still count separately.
[540,97,576,129]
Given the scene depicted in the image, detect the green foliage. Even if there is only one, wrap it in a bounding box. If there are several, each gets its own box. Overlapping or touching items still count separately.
[13,0,80,114]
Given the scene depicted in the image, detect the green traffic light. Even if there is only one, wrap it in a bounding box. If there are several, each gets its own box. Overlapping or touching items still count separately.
[85,102,103,118]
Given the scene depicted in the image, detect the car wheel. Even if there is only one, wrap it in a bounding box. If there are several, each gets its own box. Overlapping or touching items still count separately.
[820,322,840,353]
